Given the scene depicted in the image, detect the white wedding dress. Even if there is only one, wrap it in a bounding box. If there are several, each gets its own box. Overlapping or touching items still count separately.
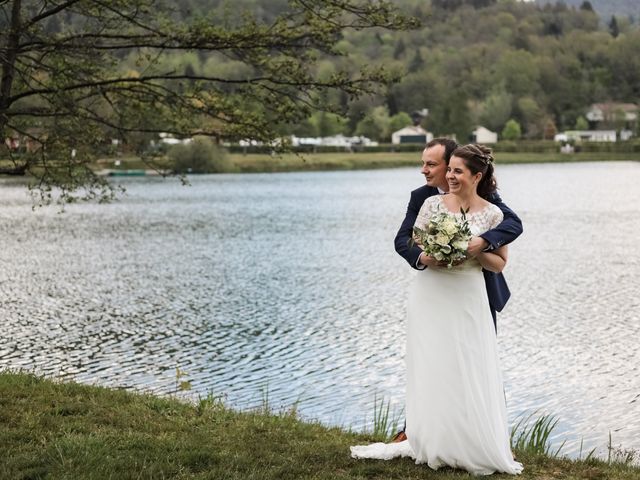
[351,195,523,476]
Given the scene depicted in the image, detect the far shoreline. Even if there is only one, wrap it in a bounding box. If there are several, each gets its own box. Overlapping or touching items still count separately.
[91,151,640,177]
[1,151,638,181]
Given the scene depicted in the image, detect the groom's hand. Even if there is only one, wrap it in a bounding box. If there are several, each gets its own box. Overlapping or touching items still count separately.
[466,236,489,258]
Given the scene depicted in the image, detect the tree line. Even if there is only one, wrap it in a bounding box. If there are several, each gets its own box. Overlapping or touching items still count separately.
[161,0,640,142]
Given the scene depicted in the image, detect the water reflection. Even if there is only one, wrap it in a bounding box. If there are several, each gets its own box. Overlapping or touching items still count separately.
[0,161,638,459]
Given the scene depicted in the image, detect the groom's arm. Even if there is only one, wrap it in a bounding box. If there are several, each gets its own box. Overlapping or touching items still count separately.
[394,190,427,270]
[480,193,523,251]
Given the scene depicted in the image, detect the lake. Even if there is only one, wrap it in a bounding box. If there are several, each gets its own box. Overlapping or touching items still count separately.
[1,160,638,459]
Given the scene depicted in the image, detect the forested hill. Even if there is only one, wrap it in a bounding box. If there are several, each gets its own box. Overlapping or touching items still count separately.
[153,0,639,141]
[45,0,640,142]
[535,0,640,23]
[177,0,640,24]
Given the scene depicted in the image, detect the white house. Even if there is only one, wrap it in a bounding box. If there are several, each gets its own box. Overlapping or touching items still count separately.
[290,134,378,148]
[553,133,568,142]
[620,129,633,141]
[391,125,432,145]
[158,132,192,145]
[586,103,638,124]
[561,130,617,142]
[471,126,497,144]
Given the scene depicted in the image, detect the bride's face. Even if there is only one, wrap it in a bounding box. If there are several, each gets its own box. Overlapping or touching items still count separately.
[447,156,481,194]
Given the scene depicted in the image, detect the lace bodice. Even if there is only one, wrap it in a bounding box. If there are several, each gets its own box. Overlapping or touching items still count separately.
[415,195,503,237]
[414,196,504,271]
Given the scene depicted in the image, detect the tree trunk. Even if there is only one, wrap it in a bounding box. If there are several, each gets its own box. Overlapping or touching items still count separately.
[0,0,22,135]
[0,1,26,175]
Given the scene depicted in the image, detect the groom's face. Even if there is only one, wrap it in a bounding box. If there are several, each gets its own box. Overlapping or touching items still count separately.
[421,145,448,190]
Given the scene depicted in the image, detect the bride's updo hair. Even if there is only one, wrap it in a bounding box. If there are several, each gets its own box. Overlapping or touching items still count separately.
[451,143,497,199]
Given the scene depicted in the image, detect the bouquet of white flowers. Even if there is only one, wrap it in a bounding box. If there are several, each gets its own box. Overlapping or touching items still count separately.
[413,209,472,268]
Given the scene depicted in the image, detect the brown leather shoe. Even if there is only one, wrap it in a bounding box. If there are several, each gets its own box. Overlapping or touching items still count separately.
[391,430,407,443]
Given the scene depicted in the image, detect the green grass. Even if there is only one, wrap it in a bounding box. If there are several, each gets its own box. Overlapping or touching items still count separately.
[229,152,421,172]
[495,151,640,164]
[217,150,640,172]
[89,150,640,175]
[1,372,639,479]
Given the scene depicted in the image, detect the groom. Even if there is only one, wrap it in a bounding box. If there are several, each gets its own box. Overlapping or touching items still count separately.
[394,137,523,327]
[391,138,523,443]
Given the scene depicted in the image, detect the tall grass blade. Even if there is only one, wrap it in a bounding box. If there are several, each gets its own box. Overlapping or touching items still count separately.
[371,394,402,441]
[511,412,562,457]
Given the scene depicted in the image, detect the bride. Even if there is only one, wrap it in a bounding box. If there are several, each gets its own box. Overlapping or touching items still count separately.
[351,144,523,475]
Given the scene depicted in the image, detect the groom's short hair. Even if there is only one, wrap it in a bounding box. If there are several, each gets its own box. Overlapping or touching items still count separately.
[426,138,458,164]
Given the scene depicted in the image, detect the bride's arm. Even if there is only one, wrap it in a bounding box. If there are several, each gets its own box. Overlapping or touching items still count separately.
[475,245,508,273]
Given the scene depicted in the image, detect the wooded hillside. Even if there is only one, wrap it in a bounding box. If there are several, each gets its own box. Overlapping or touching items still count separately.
[165,0,640,141]
[3,0,639,145]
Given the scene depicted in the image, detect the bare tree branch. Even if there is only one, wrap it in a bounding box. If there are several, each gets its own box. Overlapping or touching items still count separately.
[24,0,82,28]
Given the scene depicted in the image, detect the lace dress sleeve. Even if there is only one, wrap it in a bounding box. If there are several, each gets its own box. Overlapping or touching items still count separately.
[486,204,504,231]
[414,195,442,230]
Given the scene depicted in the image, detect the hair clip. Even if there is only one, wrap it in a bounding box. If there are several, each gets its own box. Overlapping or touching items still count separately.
[478,153,493,164]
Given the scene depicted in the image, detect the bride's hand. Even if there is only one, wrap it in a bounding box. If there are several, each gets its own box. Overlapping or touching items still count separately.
[412,233,423,247]
[418,253,439,268]
[466,236,489,258]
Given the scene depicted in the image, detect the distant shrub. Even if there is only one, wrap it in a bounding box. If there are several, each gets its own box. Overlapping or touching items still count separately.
[501,119,522,141]
[579,140,640,153]
[168,137,233,173]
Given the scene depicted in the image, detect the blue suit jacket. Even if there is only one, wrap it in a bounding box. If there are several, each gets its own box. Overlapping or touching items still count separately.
[394,185,523,325]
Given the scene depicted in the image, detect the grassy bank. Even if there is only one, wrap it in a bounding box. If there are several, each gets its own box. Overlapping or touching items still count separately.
[1,372,638,479]
[228,151,640,172]
[91,150,640,175]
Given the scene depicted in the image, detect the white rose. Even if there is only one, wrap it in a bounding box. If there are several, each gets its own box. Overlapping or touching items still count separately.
[441,219,458,236]
[452,239,469,251]
[435,233,450,246]
[434,251,445,261]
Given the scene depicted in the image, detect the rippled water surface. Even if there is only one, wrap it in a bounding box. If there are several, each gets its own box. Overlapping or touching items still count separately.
[1,161,639,458]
